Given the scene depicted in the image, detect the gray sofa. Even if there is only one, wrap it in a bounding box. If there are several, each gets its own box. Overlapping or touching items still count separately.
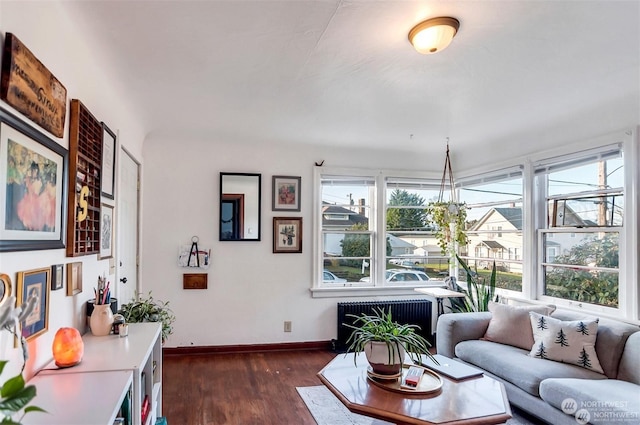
[436,310,640,425]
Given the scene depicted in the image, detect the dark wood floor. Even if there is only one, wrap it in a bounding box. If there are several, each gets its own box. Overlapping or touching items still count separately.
[162,349,336,425]
[163,348,544,425]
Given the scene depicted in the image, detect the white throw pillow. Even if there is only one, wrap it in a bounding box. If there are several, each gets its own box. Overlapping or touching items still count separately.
[483,302,556,350]
[528,312,604,374]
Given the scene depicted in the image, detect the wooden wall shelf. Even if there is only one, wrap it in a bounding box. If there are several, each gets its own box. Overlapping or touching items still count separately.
[66,99,102,256]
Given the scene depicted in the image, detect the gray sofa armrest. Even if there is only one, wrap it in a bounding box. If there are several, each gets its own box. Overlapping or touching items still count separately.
[436,312,492,358]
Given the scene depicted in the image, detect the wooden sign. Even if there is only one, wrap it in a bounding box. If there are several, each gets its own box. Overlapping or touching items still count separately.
[1,33,67,137]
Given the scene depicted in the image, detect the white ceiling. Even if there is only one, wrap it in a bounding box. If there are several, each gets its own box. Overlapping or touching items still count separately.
[63,0,639,166]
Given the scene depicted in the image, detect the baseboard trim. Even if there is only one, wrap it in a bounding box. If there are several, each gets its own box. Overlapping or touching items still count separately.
[163,340,333,356]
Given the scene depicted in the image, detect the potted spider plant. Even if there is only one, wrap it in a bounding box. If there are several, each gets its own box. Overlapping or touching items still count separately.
[344,307,437,376]
[118,292,175,343]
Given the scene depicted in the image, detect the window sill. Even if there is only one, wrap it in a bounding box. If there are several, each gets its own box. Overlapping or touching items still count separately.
[310,282,445,298]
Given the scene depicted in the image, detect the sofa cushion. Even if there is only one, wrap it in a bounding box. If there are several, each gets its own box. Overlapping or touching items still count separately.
[551,310,639,379]
[617,331,640,384]
[455,340,606,397]
[529,312,604,374]
[540,378,640,425]
[483,302,556,350]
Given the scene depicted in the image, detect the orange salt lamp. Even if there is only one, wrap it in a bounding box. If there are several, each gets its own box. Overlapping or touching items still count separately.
[52,327,84,368]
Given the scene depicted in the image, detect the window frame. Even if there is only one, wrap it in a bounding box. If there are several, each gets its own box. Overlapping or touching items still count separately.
[311,128,638,323]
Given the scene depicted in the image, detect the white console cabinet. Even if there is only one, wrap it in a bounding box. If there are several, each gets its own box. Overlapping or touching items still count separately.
[30,322,163,425]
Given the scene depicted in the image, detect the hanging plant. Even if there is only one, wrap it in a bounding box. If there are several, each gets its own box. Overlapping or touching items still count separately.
[427,201,468,254]
[429,140,468,254]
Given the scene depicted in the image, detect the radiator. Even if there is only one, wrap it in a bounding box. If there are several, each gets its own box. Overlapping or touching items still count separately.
[334,299,432,352]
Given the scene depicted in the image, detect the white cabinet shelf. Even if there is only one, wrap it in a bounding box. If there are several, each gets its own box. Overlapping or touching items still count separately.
[36,322,163,425]
[22,370,132,425]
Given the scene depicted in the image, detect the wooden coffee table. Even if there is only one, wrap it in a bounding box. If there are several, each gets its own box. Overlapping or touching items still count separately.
[318,353,511,425]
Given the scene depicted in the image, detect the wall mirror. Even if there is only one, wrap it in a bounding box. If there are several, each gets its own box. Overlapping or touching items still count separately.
[220,173,261,241]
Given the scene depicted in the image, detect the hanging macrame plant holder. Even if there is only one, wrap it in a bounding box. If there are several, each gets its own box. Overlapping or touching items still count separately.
[428,141,467,258]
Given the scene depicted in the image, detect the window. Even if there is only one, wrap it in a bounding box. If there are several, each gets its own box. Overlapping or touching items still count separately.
[458,168,524,292]
[535,145,623,309]
[315,171,445,289]
[319,174,375,286]
[385,178,448,279]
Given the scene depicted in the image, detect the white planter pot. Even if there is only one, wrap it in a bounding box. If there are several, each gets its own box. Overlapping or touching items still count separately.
[364,341,405,375]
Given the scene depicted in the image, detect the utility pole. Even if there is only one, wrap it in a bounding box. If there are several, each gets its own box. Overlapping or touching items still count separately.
[598,161,607,226]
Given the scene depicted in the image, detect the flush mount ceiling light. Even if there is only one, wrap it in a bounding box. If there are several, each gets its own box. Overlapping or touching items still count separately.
[408,17,460,54]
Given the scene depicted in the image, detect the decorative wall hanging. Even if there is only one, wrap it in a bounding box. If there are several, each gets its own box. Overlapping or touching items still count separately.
[51,264,63,291]
[1,33,67,138]
[0,273,11,304]
[272,175,301,211]
[17,266,50,341]
[273,217,302,253]
[0,108,68,252]
[99,203,114,260]
[178,236,211,269]
[101,123,116,199]
[66,99,102,256]
[66,262,82,296]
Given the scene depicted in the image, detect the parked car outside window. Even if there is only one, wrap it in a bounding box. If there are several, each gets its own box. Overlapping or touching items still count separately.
[359,269,430,283]
[323,270,347,283]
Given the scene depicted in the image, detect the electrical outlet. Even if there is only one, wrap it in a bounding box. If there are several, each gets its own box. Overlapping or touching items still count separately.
[284,321,292,332]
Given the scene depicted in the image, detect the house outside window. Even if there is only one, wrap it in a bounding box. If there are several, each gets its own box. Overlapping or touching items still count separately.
[459,168,524,293]
[535,144,623,309]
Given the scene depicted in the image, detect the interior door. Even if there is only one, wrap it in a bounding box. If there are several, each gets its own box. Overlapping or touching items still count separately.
[118,149,139,305]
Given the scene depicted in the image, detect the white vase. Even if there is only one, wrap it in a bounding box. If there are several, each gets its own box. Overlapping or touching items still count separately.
[90,304,114,336]
[364,341,405,376]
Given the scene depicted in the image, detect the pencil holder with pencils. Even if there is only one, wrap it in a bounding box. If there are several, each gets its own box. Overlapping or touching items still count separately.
[89,276,114,336]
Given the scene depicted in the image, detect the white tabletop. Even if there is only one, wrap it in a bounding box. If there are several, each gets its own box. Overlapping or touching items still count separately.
[23,370,133,425]
[415,287,465,298]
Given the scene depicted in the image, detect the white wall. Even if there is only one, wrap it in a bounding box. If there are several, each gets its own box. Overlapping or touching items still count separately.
[141,136,439,347]
[0,1,145,379]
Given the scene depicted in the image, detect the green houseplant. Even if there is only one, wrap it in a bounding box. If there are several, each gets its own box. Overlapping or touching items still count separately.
[450,255,498,313]
[344,307,437,376]
[119,292,175,342]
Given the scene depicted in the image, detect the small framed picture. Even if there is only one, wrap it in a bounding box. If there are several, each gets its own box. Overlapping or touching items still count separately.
[101,123,116,199]
[272,176,301,212]
[0,273,11,304]
[17,267,50,341]
[66,262,83,296]
[273,217,302,253]
[51,264,63,290]
[99,204,114,259]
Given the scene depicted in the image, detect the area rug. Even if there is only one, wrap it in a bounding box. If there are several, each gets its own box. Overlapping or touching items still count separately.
[297,385,539,425]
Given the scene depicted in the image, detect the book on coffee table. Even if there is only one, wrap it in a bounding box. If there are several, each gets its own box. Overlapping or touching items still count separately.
[418,354,483,380]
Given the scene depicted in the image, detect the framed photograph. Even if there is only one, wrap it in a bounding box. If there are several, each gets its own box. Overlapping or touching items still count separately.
[66,262,82,296]
[51,264,63,291]
[99,203,114,259]
[273,217,302,253]
[272,176,301,212]
[17,267,50,341]
[0,273,11,304]
[101,122,116,199]
[0,108,68,252]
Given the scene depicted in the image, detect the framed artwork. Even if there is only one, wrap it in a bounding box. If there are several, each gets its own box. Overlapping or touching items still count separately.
[17,267,50,341]
[0,108,68,252]
[273,217,302,253]
[66,262,82,296]
[0,273,11,304]
[101,122,116,199]
[51,264,63,291]
[272,176,301,212]
[99,203,114,259]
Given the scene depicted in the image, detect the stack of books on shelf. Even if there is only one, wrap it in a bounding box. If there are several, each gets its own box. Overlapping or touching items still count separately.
[141,395,151,424]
